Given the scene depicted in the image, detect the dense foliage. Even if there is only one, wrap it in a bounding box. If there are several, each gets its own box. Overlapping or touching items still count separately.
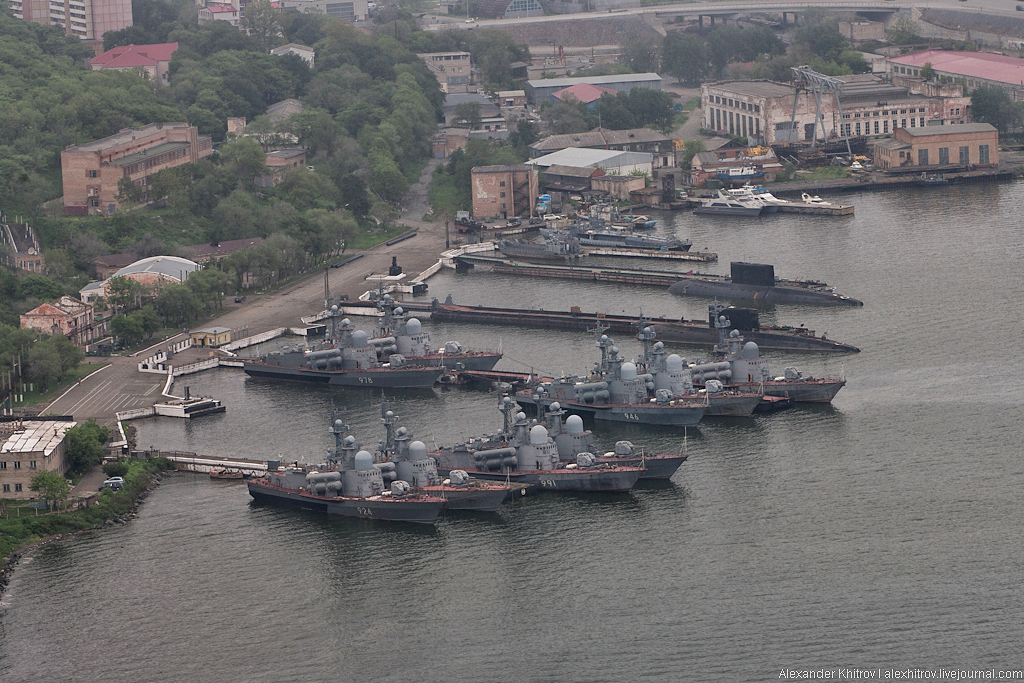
[539,89,676,136]
[63,420,110,474]
[0,458,171,559]
[0,324,84,391]
[0,0,473,332]
[969,85,1024,133]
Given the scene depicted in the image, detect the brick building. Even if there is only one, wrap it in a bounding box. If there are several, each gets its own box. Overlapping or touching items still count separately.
[470,165,539,220]
[257,149,307,187]
[702,76,970,146]
[8,0,132,46]
[20,296,106,348]
[872,123,998,171]
[418,52,473,93]
[0,419,76,500]
[91,42,178,84]
[61,122,213,216]
[1,222,44,273]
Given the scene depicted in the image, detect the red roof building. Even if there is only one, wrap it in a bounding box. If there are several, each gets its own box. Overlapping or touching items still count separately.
[887,49,1024,101]
[91,43,179,84]
[552,83,618,107]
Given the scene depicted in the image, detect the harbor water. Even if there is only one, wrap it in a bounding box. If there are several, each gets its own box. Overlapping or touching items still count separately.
[2,183,1024,681]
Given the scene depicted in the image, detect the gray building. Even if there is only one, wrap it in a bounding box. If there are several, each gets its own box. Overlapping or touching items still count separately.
[529,127,675,169]
[525,73,661,104]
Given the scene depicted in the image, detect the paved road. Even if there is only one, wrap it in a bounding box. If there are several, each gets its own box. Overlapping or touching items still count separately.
[43,159,453,426]
[427,0,1018,31]
[46,360,165,426]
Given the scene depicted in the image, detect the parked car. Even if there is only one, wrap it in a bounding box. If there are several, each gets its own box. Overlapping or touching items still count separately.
[234,295,246,303]
[101,476,125,491]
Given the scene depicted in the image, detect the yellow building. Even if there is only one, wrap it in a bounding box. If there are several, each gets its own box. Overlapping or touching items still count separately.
[190,327,232,348]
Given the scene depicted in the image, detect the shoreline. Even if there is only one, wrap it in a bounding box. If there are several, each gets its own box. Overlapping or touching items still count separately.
[0,470,164,599]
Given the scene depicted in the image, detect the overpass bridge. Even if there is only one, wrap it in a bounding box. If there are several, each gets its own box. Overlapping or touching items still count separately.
[426,0,1019,32]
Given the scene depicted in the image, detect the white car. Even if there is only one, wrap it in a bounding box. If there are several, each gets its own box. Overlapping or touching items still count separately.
[465,18,475,23]
[101,476,124,491]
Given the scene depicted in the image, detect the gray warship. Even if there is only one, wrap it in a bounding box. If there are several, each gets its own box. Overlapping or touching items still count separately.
[541,216,691,252]
[377,402,524,511]
[689,309,846,403]
[667,261,863,306]
[242,305,445,388]
[538,401,688,480]
[371,293,502,372]
[516,325,709,426]
[496,232,581,262]
[433,394,644,492]
[246,412,445,524]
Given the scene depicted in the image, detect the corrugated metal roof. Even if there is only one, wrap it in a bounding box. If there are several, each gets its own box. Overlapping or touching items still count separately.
[526,73,661,89]
[0,421,76,456]
[889,49,1024,87]
[530,148,653,168]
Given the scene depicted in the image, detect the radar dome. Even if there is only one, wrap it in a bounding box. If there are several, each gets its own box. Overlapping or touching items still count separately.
[394,307,403,315]
[719,316,727,323]
[503,396,511,404]
[621,362,638,381]
[406,318,422,335]
[742,341,759,360]
[354,450,373,470]
[666,354,684,372]
[611,346,619,355]
[529,425,548,445]
[352,330,368,348]
[344,435,356,446]
[566,414,584,435]
[409,441,427,460]
[396,427,407,436]
[654,341,664,350]
[600,335,608,342]
[334,419,344,430]
[385,410,394,418]
[331,305,339,312]
[341,318,351,326]
[548,401,560,411]
[643,327,652,335]
[516,412,526,421]
[730,329,740,338]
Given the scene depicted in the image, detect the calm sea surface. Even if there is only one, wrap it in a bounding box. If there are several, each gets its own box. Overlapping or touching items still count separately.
[2,183,1024,681]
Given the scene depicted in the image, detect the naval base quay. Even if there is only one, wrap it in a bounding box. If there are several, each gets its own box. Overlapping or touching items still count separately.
[780,670,1024,680]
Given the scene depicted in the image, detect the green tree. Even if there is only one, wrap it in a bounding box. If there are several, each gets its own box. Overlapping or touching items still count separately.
[970,85,1024,133]
[29,470,70,508]
[154,284,202,327]
[338,173,371,217]
[241,0,283,51]
[17,274,63,301]
[116,176,145,206]
[185,267,232,311]
[920,62,934,81]
[453,102,482,129]
[680,138,706,169]
[662,33,708,85]
[618,31,660,74]
[794,19,848,62]
[63,420,110,474]
[111,314,145,346]
[220,137,268,186]
[106,276,142,313]
[886,17,922,45]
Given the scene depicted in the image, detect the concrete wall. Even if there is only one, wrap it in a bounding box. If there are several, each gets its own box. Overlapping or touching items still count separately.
[471,166,538,219]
